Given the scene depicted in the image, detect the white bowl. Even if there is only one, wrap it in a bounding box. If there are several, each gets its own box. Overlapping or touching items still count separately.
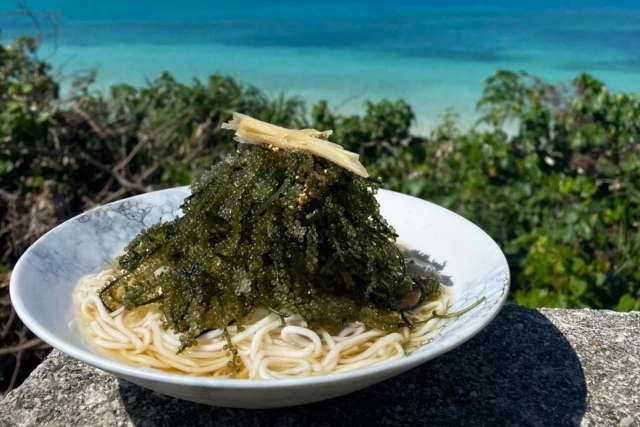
[10,187,509,409]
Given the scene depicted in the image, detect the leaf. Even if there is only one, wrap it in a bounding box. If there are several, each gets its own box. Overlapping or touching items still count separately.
[569,276,587,296]
[565,211,580,224]
[0,159,14,174]
[571,258,585,274]
[616,294,637,312]
[404,177,427,196]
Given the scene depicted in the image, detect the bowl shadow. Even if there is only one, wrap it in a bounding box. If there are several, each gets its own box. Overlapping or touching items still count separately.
[118,303,587,426]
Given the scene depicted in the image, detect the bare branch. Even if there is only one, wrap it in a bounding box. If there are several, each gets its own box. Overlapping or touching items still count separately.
[73,151,151,193]
[0,189,18,202]
[16,0,42,48]
[333,91,366,114]
[0,337,46,356]
[51,127,61,151]
[98,187,129,205]
[1,141,150,193]
[41,10,60,62]
[6,350,22,393]
[0,9,58,18]
[5,326,28,394]
[137,162,161,183]
[72,107,109,138]
[113,114,186,173]
[0,305,17,340]
[93,176,115,204]
[360,141,378,148]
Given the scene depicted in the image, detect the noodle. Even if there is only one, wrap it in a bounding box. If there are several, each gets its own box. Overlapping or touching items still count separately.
[73,268,452,379]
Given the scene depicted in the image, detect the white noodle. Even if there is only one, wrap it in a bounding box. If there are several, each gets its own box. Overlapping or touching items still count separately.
[73,269,453,379]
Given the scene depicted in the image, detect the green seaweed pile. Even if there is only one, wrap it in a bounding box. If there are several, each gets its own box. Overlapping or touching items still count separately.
[99,145,441,353]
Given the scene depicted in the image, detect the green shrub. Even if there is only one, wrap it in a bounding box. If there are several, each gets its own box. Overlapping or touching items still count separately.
[394,70,640,311]
[1,36,639,393]
[2,37,639,312]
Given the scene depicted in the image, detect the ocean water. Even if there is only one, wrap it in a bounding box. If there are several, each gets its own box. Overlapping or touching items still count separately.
[1,0,640,133]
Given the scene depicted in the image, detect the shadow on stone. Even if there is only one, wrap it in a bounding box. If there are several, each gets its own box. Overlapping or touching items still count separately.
[118,304,587,426]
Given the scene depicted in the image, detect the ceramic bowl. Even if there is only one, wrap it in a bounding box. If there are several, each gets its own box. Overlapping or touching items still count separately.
[11,187,510,408]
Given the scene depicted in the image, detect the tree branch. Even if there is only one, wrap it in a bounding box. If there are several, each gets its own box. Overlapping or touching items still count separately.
[1,142,150,193]
[72,151,149,192]
[7,349,22,393]
[93,176,115,204]
[98,187,129,205]
[113,114,186,173]
[1,305,17,340]
[0,337,46,356]
[41,10,60,62]
[16,0,42,49]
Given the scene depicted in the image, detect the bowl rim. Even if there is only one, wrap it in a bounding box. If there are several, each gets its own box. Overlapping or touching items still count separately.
[10,186,510,389]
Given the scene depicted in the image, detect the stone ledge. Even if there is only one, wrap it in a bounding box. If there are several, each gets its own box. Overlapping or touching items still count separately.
[1,303,638,427]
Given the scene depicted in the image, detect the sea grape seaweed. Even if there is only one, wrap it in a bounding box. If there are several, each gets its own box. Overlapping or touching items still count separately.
[100,145,441,351]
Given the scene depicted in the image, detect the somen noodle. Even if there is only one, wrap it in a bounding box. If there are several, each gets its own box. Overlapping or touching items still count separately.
[73,266,454,379]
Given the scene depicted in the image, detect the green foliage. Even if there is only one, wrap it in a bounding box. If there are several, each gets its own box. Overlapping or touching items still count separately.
[2,34,640,393]
[2,37,639,313]
[390,70,640,311]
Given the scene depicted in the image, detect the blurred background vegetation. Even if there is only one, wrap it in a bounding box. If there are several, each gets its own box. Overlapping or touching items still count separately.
[1,35,638,394]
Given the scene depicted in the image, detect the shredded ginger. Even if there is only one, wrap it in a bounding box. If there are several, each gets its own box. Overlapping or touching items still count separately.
[222,112,369,178]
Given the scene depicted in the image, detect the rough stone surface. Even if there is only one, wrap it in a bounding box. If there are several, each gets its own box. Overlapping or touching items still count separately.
[1,303,638,427]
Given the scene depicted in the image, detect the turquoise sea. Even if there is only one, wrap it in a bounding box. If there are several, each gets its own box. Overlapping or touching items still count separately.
[1,1,640,133]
